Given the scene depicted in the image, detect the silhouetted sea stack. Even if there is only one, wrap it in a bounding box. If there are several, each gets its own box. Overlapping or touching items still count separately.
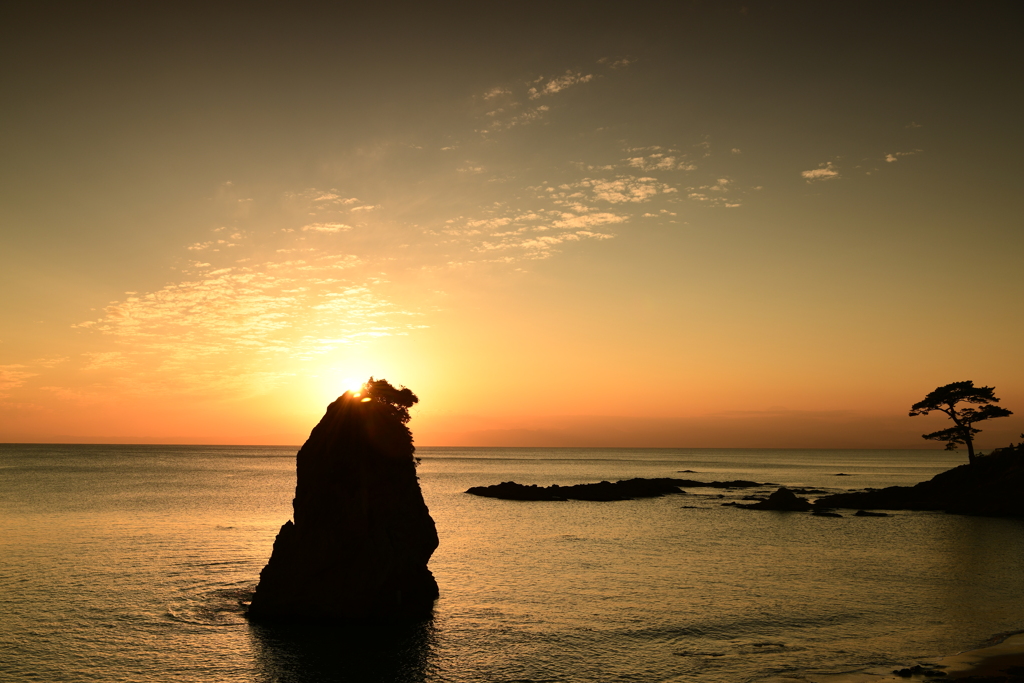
[247,379,439,621]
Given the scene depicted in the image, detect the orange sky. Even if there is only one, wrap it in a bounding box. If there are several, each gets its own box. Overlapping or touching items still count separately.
[2,4,1021,448]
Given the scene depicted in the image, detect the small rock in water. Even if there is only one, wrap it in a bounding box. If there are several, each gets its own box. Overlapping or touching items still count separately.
[892,664,946,677]
[736,487,813,511]
[854,509,892,517]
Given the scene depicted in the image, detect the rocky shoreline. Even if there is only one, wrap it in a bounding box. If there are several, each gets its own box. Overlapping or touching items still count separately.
[812,448,1024,517]
[466,449,1024,518]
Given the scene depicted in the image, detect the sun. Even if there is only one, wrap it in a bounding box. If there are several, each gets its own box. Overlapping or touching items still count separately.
[341,376,367,396]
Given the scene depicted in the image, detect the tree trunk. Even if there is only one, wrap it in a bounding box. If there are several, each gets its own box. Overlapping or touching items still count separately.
[966,434,976,465]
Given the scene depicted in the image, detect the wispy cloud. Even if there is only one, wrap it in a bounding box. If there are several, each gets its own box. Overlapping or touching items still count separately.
[0,365,37,397]
[483,86,511,100]
[476,228,615,257]
[302,222,351,233]
[686,177,743,207]
[477,66,601,135]
[885,150,921,162]
[528,71,594,99]
[625,153,696,172]
[597,57,636,69]
[552,176,677,204]
[550,212,626,229]
[479,104,551,134]
[51,63,763,404]
[69,205,424,397]
[288,189,360,205]
[187,239,237,251]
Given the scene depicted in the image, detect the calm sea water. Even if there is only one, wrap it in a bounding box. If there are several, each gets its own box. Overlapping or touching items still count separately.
[2,444,1023,683]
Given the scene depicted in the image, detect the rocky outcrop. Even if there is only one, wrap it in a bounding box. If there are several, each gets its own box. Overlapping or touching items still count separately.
[466,477,773,502]
[248,379,438,621]
[814,449,1024,517]
[467,478,684,501]
[735,487,813,511]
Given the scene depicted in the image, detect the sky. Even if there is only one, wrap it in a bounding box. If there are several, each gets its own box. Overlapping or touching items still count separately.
[2,2,1021,448]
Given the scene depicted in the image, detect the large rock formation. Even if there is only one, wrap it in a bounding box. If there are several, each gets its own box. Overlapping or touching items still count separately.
[814,448,1024,517]
[247,379,439,621]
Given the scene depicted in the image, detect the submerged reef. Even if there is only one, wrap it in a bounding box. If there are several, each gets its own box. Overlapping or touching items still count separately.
[814,448,1024,517]
[248,379,439,621]
[466,477,772,502]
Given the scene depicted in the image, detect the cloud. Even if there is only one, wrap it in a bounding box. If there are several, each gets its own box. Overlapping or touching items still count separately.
[685,177,746,207]
[550,212,627,229]
[885,150,921,162]
[597,57,636,69]
[466,217,514,230]
[527,71,594,99]
[475,229,614,257]
[483,87,511,100]
[302,222,351,233]
[35,58,776,411]
[801,162,840,182]
[288,189,360,205]
[625,154,696,172]
[556,176,676,204]
[70,235,426,398]
[187,239,237,251]
[480,105,551,133]
[60,66,765,401]
[429,197,625,263]
[477,66,599,134]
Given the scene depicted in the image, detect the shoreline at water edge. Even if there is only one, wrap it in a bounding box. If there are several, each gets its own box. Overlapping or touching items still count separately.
[763,632,1024,683]
[938,632,1024,680]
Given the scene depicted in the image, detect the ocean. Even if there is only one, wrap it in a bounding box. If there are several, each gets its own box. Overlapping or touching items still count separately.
[1,444,1022,682]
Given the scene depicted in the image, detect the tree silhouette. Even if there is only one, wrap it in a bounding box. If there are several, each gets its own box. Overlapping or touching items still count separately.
[909,381,1013,464]
[362,377,418,424]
